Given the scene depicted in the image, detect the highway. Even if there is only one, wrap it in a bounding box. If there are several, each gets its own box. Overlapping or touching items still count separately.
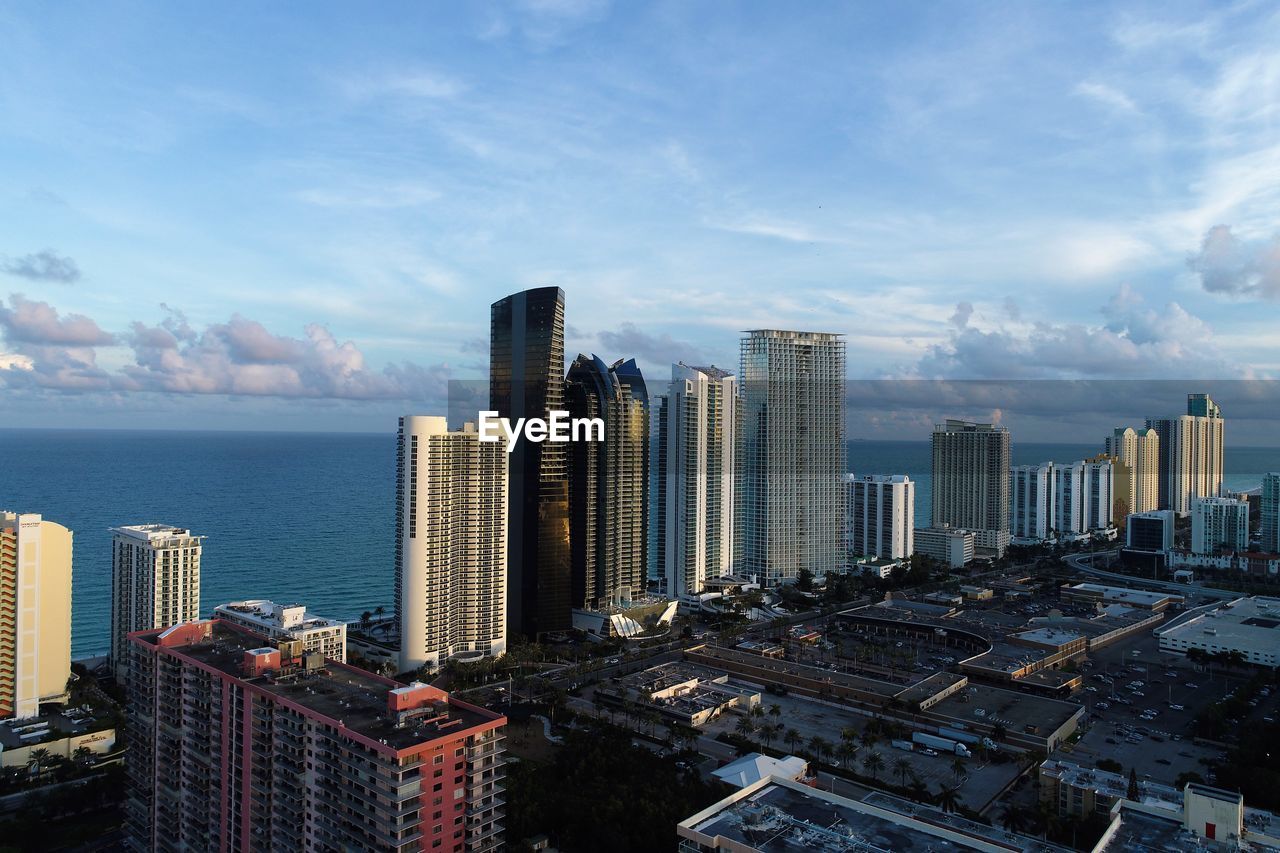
[1063,551,1242,602]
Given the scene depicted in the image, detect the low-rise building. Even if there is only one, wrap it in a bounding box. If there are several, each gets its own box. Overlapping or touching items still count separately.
[213,599,347,662]
[915,526,975,568]
[1126,509,1175,553]
[711,753,809,789]
[1059,582,1181,612]
[1156,596,1280,668]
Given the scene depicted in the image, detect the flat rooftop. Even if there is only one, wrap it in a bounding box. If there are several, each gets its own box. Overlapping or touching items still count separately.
[929,682,1082,735]
[1063,583,1180,608]
[1157,596,1280,653]
[139,621,496,750]
[689,645,906,698]
[1096,806,1195,852]
[110,523,201,542]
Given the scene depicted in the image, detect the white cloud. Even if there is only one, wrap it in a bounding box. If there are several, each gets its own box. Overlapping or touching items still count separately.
[1074,81,1138,113]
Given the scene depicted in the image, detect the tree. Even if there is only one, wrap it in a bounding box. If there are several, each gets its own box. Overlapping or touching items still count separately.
[760,723,776,750]
[813,737,832,765]
[907,780,930,802]
[951,757,968,785]
[769,704,783,724]
[860,729,879,751]
[999,805,1028,833]
[72,746,94,767]
[935,784,961,813]
[991,722,1008,742]
[1127,767,1139,800]
[785,728,802,752]
[861,750,884,781]
[797,568,815,593]
[735,716,756,740]
[893,756,913,787]
[359,610,373,629]
[27,748,51,776]
[836,742,856,769]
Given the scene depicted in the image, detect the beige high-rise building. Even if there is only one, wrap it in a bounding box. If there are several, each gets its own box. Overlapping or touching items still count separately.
[396,416,508,673]
[1105,426,1160,516]
[0,511,73,720]
[110,524,203,682]
[1146,394,1225,516]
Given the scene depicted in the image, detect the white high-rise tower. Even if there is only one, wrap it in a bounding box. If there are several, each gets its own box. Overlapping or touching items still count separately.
[396,416,508,673]
[1146,394,1224,516]
[737,330,846,586]
[110,524,203,682]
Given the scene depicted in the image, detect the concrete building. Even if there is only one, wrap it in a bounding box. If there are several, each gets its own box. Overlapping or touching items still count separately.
[1146,394,1224,516]
[0,512,72,720]
[1053,459,1115,538]
[110,524,203,683]
[125,620,506,852]
[914,526,975,568]
[1105,426,1160,516]
[1156,596,1280,667]
[213,599,347,662]
[655,363,737,598]
[1191,496,1249,555]
[1261,473,1280,554]
[846,474,914,561]
[1010,462,1054,543]
[565,354,649,610]
[396,417,508,673]
[490,286,571,639]
[1126,509,1175,552]
[736,330,846,586]
[931,420,1010,555]
[1060,582,1181,611]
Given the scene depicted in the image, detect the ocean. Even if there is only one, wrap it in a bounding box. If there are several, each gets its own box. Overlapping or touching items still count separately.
[1,429,1276,658]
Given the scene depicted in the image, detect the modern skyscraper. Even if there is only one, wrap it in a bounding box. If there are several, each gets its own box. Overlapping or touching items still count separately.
[1146,394,1224,515]
[109,524,203,683]
[1010,462,1054,542]
[396,417,508,673]
[564,355,650,610]
[490,287,571,638]
[1105,426,1160,516]
[930,420,1011,554]
[737,330,846,586]
[1262,473,1280,555]
[0,512,72,720]
[213,599,347,662]
[1126,510,1175,552]
[1190,496,1249,555]
[125,620,506,852]
[846,474,915,560]
[655,363,737,598]
[1052,459,1115,537]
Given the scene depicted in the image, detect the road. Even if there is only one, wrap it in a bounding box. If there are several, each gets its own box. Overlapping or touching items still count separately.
[1064,551,1242,602]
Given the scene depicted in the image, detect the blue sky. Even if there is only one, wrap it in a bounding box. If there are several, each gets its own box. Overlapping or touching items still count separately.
[2,1,1279,437]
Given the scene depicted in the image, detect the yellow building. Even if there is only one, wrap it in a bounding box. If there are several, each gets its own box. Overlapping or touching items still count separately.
[0,512,73,719]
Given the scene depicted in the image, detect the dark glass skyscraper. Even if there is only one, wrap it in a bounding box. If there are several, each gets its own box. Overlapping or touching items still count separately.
[565,354,649,611]
[490,287,571,638]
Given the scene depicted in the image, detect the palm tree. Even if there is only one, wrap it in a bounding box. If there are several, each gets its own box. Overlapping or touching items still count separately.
[935,784,961,813]
[814,737,832,765]
[999,804,1028,834]
[840,726,858,747]
[836,742,855,769]
[760,723,776,750]
[807,735,823,759]
[736,715,756,740]
[991,722,1008,742]
[785,728,802,752]
[750,704,765,723]
[27,748,51,776]
[769,703,783,724]
[907,780,929,802]
[359,610,373,630]
[373,605,385,623]
[861,750,884,781]
[893,756,912,787]
[860,729,879,751]
[951,757,968,785]
[72,746,94,767]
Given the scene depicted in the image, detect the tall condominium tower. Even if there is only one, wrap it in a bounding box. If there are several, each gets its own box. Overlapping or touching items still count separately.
[490,287,571,639]
[1146,393,1224,515]
[737,330,846,586]
[0,512,72,720]
[1263,473,1280,554]
[656,364,737,597]
[846,474,915,561]
[565,355,650,610]
[1105,426,1160,515]
[1052,459,1115,537]
[1190,496,1249,555]
[1010,462,1054,542]
[109,524,203,683]
[396,417,508,673]
[126,620,506,852]
[931,420,1011,554]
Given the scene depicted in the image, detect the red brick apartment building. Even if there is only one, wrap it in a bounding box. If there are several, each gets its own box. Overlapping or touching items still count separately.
[125,619,505,852]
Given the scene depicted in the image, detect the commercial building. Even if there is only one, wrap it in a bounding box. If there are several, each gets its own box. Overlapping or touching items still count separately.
[1040,759,1181,819]
[213,599,347,662]
[1105,426,1160,516]
[0,512,72,720]
[1145,394,1224,516]
[125,620,506,852]
[1126,510,1175,552]
[736,330,846,586]
[565,354,649,610]
[489,285,571,638]
[1263,473,1280,554]
[1011,462,1054,542]
[914,526,975,568]
[711,753,809,789]
[1191,496,1250,555]
[396,417,508,673]
[1059,582,1181,612]
[1156,596,1280,667]
[110,524,203,683]
[931,420,1010,555]
[594,660,760,726]
[655,363,737,597]
[846,474,915,561]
